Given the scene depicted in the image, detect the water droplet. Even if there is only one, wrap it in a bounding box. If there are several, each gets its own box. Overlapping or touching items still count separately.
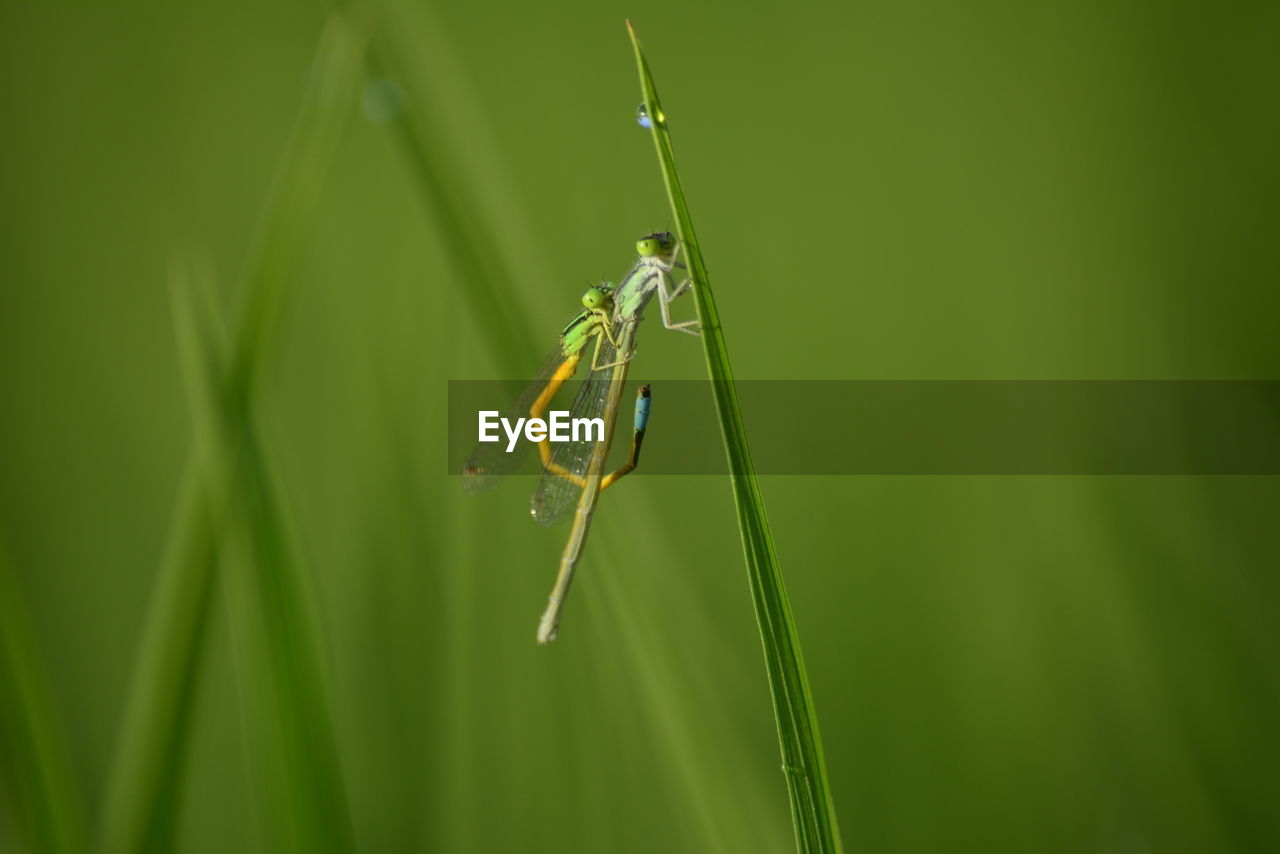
[362,78,405,126]
[636,102,665,129]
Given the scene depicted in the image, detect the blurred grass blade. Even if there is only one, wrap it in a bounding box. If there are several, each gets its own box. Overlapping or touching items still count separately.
[627,22,844,854]
[368,46,539,370]
[178,17,363,851]
[173,250,360,854]
[331,0,540,373]
[97,254,226,854]
[96,441,222,854]
[0,538,85,854]
[231,15,366,389]
[99,16,363,854]
[202,333,358,854]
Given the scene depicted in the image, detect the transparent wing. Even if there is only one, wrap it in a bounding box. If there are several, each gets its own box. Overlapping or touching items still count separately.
[528,334,621,526]
[462,344,578,495]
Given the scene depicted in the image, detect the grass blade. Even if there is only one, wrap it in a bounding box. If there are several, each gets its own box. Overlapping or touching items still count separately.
[176,254,361,854]
[99,16,363,854]
[626,22,844,854]
[95,450,221,854]
[330,0,542,374]
[366,46,541,371]
[0,538,85,854]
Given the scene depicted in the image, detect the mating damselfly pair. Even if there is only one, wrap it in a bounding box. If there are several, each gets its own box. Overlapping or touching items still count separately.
[463,232,697,644]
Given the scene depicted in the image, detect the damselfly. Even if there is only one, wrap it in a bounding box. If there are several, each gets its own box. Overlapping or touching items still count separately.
[463,233,697,643]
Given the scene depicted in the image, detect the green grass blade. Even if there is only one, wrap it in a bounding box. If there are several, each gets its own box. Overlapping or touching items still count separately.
[178,254,362,854]
[626,22,844,854]
[97,255,226,854]
[330,0,542,373]
[95,452,221,854]
[0,538,86,854]
[230,16,367,392]
[182,18,363,850]
[215,401,359,854]
[366,47,541,371]
[98,17,363,854]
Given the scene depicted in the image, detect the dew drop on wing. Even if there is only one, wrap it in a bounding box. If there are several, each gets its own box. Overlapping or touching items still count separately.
[636,102,652,129]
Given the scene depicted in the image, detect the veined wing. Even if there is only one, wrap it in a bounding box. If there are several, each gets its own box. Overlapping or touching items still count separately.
[462,343,581,495]
[529,332,628,526]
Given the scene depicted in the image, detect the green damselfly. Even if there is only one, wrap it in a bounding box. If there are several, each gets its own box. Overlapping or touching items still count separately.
[463,233,697,643]
[463,283,622,496]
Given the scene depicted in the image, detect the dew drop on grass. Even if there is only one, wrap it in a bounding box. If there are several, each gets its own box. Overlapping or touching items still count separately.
[636,102,664,129]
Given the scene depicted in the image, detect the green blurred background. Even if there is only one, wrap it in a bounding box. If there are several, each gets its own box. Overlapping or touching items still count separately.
[2,1,1279,852]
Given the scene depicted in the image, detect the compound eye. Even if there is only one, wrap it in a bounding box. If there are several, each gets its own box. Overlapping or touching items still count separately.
[636,233,674,257]
[581,287,606,310]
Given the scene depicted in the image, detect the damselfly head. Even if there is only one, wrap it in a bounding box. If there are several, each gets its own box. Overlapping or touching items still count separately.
[635,232,675,258]
[580,285,613,311]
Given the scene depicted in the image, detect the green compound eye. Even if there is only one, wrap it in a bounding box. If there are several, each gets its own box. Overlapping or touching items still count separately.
[635,232,673,257]
[581,287,610,310]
